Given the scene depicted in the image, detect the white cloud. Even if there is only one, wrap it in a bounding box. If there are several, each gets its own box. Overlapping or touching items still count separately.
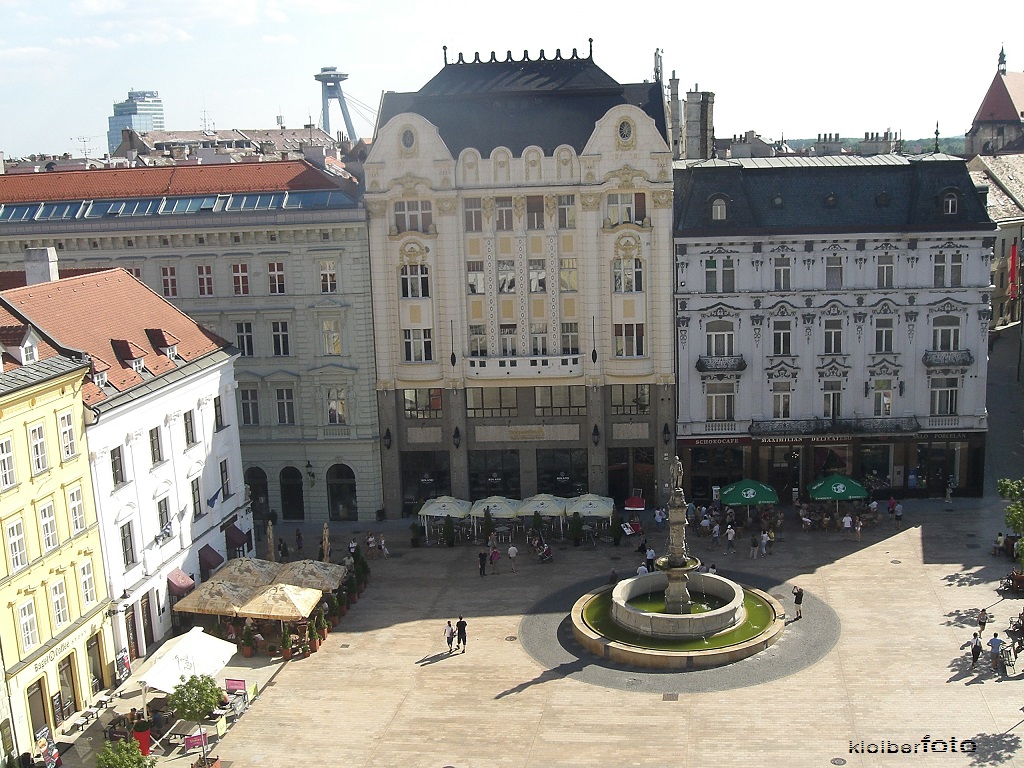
[69,0,127,14]
[0,45,50,60]
[261,34,296,45]
[54,35,121,49]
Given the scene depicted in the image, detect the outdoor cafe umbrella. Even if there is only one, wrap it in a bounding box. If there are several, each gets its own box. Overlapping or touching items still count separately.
[419,496,472,543]
[565,494,615,520]
[214,557,283,587]
[171,580,261,617]
[236,583,323,622]
[470,496,522,538]
[273,560,347,592]
[720,479,780,507]
[808,473,869,515]
[519,494,568,536]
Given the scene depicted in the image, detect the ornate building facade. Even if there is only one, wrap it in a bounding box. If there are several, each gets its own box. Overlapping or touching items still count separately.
[673,154,995,501]
[366,48,677,514]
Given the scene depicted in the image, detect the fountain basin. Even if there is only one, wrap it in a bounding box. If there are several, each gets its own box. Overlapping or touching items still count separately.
[611,572,745,639]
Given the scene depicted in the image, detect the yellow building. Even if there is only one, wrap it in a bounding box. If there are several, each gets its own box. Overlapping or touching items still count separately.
[0,303,113,759]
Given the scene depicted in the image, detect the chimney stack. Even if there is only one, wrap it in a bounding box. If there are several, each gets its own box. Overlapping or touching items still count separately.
[24,247,60,286]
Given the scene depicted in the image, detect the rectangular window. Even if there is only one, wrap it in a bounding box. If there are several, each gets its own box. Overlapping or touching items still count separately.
[874,379,893,417]
[611,384,651,415]
[7,519,27,572]
[526,195,544,230]
[613,258,644,292]
[161,266,177,298]
[495,197,513,231]
[951,253,963,288]
[874,319,893,353]
[402,328,433,362]
[933,254,947,288]
[213,396,224,430]
[876,254,894,289]
[559,258,578,292]
[149,427,163,464]
[613,323,645,357]
[39,503,58,552]
[534,385,587,416]
[394,200,433,233]
[500,324,517,356]
[705,326,735,356]
[321,319,342,356]
[823,380,842,419]
[197,264,214,297]
[184,409,196,445]
[774,258,791,291]
[530,324,548,356]
[68,486,85,535]
[403,388,443,419]
[268,262,286,294]
[29,423,48,474]
[191,477,202,518]
[240,388,259,425]
[79,561,97,605]
[497,260,515,293]
[276,388,296,424]
[320,260,337,293]
[235,322,254,357]
[110,446,125,485]
[327,388,346,424]
[561,322,579,355]
[557,195,576,229]
[468,325,487,357]
[51,581,69,627]
[0,437,15,489]
[529,259,546,292]
[825,256,843,290]
[272,321,290,356]
[706,382,736,421]
[607,192,645,225]
[58,411,76,460]
[772,321,792,355]
[772,381,792,418]
[157,497,170,531]
[400,264,430,298]
[466,387,517,417]
[467,261,484,294]
[824,319,844,354]
[18,601,38,651]
[704,258,734,293]
[232,263,249,296]
[932,318,961,350]
[464,197,483,232]
[219,459,230,498]
[120,522,135,567]
[930,377,958,416]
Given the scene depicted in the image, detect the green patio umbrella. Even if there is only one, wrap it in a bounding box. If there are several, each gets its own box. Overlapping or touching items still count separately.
[808,474,869,516]
[719,479,780,507]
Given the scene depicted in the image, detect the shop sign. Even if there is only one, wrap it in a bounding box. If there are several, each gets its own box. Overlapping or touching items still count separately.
[926,432,974,441]
[115,648,131,682]
[678,436,752,446]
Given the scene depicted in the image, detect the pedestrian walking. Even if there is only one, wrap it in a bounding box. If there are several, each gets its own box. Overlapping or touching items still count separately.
[792,586,804,619]
[725,525,736,553]
[945,477,954,504]
[988,632,1005,671]
[854,516,862,542]
[379,534,390,559]
[759,530,769,557]
[278,538,289,561]
[888,496,896,518]
[749,532,759,559]
[636,562,649,575]
[646,546,656,572]
[444,621,455,653]
[478,548,488,577]
[348,538,358,556]
[978,608,990,634]
[455,616,467,653]
[366,532,377,560]
[711,522,720,547]
[894,502,903,530]
[842,513,852,540]
[507,544,518,572]
[970,632,983,668]
[295,528,304,555]
[489,546,501,574]
[654,508,666,532]
[766,528,775,555]
[708,563,717,575]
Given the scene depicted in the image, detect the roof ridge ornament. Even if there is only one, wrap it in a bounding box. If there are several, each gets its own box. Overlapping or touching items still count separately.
[589,38,593,59]
[934,122,940,154]
[443,45,447,65]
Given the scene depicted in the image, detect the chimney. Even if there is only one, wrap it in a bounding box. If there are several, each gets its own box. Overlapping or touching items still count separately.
[24,247,60,285]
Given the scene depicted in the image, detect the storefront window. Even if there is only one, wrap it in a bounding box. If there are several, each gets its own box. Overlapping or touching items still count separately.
[401,451,452,516]
[813,444,851,477]
[689,446,745,504]
[860,444,893,494]
[468,450,520,500]
[536,449,588,496]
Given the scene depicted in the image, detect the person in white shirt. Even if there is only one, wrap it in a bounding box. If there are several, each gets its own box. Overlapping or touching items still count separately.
[636,563,649,575]
[725,525,736,554]
[507,544,518,573]
[842,514,853,539]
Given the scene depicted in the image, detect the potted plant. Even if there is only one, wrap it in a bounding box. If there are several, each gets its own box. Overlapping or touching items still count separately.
[611,512,623,547]
[531,511,543,537]
[443,514,456,547]
[409,521,422,548]
[240,625,255,658]
[337,591,348,616]
[482,508,495,542]
[301,639,310,658]
[569,511,584,547]
[315,609,328,640]
[326,594,341,626]
[167,674,223,768]
[96,738,156,768]
[307,623,320,653]
[346,575,358,605]
[280,628,292,661]
[132,718,152,757]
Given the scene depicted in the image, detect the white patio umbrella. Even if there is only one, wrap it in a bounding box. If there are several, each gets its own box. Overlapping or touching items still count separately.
[519,494,568,535]
[566,493,616,520]
[418,496,471,543]
[470,496,523,538]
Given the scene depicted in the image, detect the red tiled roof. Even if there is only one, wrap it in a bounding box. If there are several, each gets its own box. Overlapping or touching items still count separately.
[2,269,229,404]
[972,72,1024,124]
[0,305,63,373]
[0,160,344,204]
[0,267,106,292]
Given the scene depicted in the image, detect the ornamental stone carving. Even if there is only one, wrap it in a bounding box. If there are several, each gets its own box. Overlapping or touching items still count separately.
[581,193,601,211]
[482,197,495,220]
[366,200,387,217]
[513,196,526,220]
[390,172,432,195]
[652,190,673,208]
[436,197,457,216]
[544,195,557,221]
[605,165,649,186]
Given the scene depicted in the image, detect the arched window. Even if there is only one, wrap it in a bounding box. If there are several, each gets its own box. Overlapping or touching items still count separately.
[705,320,735,356]
[943,192,958,215]
[711,197,727,221]
[612,257,643,292]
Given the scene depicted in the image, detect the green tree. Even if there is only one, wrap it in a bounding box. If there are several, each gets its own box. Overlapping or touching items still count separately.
[167,674,223,764]
[95,738,156,768]
[998,478,1024,566]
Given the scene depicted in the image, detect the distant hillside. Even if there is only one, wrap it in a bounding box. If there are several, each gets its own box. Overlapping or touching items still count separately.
[785,137,965,156]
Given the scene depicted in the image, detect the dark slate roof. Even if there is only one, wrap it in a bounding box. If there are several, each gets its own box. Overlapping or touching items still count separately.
[377,51,667,156]
[0,354,88,397]
[673,154,996,237]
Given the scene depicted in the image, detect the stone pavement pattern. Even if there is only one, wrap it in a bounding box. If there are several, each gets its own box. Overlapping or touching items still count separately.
[60,330,1024,767]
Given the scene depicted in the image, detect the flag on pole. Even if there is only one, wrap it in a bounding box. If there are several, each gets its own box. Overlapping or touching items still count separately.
[207,487,221,509]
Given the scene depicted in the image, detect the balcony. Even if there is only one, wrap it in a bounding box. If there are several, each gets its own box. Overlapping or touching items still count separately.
[925,416,960,429]
[695,355,747,373]
[922,349,974,367]
[465,354,583,379]
[698,421,741,434]
[749,416,920,437]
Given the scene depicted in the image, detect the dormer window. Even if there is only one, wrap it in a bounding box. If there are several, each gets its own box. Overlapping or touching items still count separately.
[21,344,37,364]
[129,358,145,374]
[943,192,959,215]
[93,371,107,387]
[711,197,728,221]
[161,345,178,359]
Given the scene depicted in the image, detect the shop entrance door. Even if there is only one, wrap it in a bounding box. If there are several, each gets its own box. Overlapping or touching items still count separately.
[57,655,77,720]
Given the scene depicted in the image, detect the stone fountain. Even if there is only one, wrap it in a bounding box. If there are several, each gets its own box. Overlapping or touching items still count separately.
[658,455,700,613]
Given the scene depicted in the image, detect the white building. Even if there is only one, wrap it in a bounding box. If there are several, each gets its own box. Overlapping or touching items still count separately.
[672,154,995,501]
[3,256,247,665]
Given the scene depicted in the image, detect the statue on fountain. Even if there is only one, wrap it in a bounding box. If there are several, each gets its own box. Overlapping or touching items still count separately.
[665,455,690,567]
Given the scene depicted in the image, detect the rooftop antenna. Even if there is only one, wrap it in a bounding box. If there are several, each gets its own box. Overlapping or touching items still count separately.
[314,67,358,142]
[72,136,94,159]
[934,122,940,154]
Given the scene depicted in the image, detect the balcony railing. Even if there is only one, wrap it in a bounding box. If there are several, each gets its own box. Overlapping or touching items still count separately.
[922,349,974,367]
[695,355,747,373]
[466,354,582,378]
[700,421,740,433]
[749,416,921,437]
[925,416,961,429]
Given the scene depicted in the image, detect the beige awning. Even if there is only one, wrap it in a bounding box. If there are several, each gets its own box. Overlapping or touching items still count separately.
[273,560,347,592]
[236,584,323,622]
[214,557,283,586]
[171,580,261,616]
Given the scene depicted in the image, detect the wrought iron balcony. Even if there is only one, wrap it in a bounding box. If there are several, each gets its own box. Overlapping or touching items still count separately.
[749,416,920,437]
[695,354,747,373]
[922,349,974,367]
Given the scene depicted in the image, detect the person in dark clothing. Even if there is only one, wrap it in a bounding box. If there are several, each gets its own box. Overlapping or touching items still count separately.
[792,585,804,619]
[478,549,488,577]
[455,616,467,652]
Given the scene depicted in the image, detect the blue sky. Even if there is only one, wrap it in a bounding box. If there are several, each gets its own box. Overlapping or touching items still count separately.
[0,0,1020,159]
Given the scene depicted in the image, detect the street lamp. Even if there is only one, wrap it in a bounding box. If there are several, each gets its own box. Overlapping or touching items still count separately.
[592,425,601,446]
[452,427,461,449]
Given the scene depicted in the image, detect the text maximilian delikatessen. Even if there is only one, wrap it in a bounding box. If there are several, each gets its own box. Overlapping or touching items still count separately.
[849,736,976,754]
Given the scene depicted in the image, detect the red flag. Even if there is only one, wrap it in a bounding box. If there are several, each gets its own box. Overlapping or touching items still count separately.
[1011,241,1018,300]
